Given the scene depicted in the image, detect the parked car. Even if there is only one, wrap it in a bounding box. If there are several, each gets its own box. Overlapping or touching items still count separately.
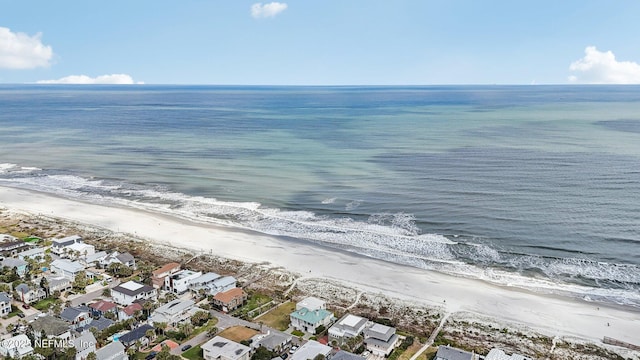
[280,353,288,359]
[145,351,157,360]
[22,304,30,309]
[182,344,192,351]
[289,346,298,354]
[17,313,25,318]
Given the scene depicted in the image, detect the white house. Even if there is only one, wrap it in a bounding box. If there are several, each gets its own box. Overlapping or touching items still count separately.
[290,340,332,360]
[15,283,46,304]
[290,307,334,334]
[95,341,128,360]
[296,297,326,311]
[50,259,86,279]
[112,281,157,306]
[434,346,482,360]
[165,269,202,294]
[329,314,369,345]
[149,299,196,328]
[202,336,251,360]
[74,331,97,360]
[0,334,34,358]
[18,247,45,261]
[46,275,73,293]
[94,340,128,360]
[60,305,92,330]
[0,292,12,316]
[363,323,399,356]
[51,235,83,256]
[65,242,95,259]
[100,251,136,269]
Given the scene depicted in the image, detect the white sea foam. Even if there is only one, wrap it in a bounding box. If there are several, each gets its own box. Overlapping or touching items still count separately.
[321,197,336,204]
[1,169,639,308]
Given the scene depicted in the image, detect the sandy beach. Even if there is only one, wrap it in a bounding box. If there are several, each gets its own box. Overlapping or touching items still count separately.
[1,185,638,347]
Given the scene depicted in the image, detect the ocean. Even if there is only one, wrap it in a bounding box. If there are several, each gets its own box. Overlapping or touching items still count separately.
[1,85,639,308]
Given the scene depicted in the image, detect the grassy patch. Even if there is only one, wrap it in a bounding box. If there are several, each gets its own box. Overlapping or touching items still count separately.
[183,345,204,360]
[33,298,57,311]
[291,330,304,337]
[191,317,219,338]
[257,301,295,331]
[7,305,22,318]
[218,326,259,342]
[398,341,423,360]
[233,293,272,319]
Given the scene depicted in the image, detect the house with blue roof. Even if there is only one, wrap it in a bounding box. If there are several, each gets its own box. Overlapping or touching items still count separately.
[290,306,334,334]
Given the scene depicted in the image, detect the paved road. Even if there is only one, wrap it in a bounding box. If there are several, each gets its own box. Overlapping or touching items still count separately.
[69,280,120,307]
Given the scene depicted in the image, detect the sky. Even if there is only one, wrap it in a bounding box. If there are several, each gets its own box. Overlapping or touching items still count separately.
[1,1,640,85]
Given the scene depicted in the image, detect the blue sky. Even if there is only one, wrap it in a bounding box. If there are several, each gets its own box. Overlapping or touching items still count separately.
[1,1,640,85]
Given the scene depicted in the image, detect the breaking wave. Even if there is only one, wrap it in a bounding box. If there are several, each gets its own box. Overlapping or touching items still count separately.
[1,166,639,309]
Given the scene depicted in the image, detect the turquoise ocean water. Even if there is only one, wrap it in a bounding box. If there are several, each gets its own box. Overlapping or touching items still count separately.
[0,85,639,308]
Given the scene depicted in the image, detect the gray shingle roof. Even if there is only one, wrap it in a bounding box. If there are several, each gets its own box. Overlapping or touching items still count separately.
[95,341,126,360]
[435,346,476,360]
[332,351,365,360]
[31,316,70,337]
[0,291,11,302]
[119,324,154,344]
[60,305,91,322]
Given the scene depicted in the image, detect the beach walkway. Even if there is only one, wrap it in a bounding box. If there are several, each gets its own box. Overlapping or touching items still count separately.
[409,312,451,360]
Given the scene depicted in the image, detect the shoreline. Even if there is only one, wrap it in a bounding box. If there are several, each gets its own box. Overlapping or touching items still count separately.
[1,185,639,348]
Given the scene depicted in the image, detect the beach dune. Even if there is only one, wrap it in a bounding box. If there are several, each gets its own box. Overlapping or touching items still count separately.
[0,185,638,346]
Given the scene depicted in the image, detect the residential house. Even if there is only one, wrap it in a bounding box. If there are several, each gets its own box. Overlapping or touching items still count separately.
[296,297,326,311]
[328,314,369,345]
[212,288,247,313]
[78,316,114,333]
[0,241,29,257]
[149,299,196,328]
[118,324,155,348]
[0,291,12,316]
[94,340,128,360]
[18,246,45,261]
[189,272,220,294]
[434,346,482,360]
[118,303,143,321]
[100,251,136,269]
[60,305,92,330]
[485,349,532,360]
[74,331,97,360]
[0,334,34,358]
[46,275,73,293]
[363,323,399,357]
[81,251,108,268]
[151,262,181,288]
[201,336,251,360]
[111,280,156,306]
[64,242,95,259]
[290,307,334,334]
[0,234,17,242]
[51,235,83,256]
[31,316,72,340]
[290,340,332,360]
[15,283,46,304]
[1,257,28,276]
[89,300,118,317]
[250,331,293,353]
[50,259,85,279]
[165,269,202,294]
[332,351,365,360]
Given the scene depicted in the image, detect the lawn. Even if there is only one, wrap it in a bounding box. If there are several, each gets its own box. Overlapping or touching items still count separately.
[398,341,423,360]
[33,298,57,311]
[183,345,204,360]
[233,293,272,319]
[257,301,295,331]
[191,317,219,338]
[217,326,259,342]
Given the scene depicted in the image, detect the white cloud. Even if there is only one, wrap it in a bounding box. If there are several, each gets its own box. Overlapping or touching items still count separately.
[251,2,287,18]
[569,46,640,84]
[0,26,53,69]
[37,74,144,85]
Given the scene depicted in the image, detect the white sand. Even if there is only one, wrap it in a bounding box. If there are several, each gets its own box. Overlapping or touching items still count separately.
[1,185,638,345]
